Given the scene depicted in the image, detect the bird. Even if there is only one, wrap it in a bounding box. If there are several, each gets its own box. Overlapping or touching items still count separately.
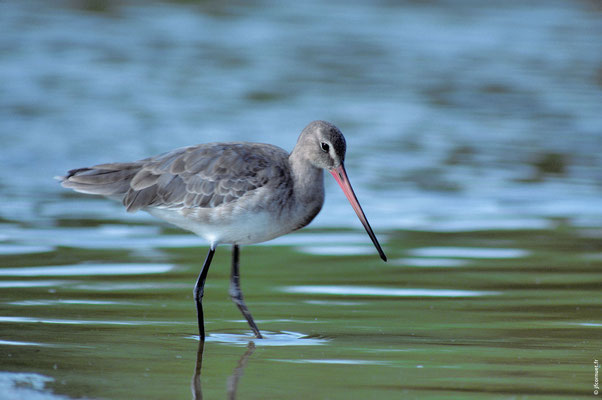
[58,120,387,340]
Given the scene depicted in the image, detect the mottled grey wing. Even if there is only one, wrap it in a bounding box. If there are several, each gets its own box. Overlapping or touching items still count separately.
[123,143,289,212]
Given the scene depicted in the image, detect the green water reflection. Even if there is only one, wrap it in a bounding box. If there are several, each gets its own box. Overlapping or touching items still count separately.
[0,225,599,399]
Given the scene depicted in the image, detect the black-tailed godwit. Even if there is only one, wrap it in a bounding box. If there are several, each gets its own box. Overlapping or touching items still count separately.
[59,120,387,339]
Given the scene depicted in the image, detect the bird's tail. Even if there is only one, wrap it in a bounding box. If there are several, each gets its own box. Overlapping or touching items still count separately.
[57,162,142,197]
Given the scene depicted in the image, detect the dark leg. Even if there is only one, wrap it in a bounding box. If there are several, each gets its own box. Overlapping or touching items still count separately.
[194,247,216,341]
[229,245,263,338]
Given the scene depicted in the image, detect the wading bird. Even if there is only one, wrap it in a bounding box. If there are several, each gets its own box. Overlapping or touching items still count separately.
[59,120,387,340]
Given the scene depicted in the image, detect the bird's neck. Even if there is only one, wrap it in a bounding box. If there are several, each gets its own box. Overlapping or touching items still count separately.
[288,151,325,206]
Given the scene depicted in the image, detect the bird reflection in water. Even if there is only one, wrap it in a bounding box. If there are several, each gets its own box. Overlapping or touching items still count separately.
[192,341,256,400]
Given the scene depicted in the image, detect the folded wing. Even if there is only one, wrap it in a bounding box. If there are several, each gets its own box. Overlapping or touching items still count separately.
[60,143,290,212]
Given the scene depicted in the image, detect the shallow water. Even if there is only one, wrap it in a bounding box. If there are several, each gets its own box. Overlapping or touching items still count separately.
[1,0,601,399]
[1,227,600,399]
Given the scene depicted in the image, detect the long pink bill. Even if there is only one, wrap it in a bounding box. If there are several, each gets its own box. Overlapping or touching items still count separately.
[330,164,387,262]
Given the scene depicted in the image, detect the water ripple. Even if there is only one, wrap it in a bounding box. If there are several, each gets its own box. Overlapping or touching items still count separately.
[395,258,469,267]
[0,280,67,288]
[0,263,174,276]
[408,247,529,259]
[0,316,183,326]
[0,244,54,255]
[8,299,140,306]
[192,331,329,346]
[0,339,56,347]
[283,285,499,297]
[273,359,390,366]
[297,245,376,256]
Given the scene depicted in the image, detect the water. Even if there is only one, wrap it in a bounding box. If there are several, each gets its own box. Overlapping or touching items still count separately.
[1,0,601,398]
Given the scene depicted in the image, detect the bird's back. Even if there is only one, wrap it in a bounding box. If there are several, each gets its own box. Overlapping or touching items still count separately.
[60,142,292,212]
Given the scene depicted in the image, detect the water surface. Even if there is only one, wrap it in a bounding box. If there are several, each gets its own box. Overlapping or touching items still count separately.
[1,0,601,398]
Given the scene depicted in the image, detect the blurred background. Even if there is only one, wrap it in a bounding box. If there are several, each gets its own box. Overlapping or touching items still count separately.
[0,1,601,399]
[1,0,601,230]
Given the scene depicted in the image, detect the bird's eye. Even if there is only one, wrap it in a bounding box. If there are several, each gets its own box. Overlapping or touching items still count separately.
[320,142,330,153]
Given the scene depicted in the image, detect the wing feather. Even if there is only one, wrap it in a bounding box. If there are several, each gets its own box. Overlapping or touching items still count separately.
[61,142,291,212]
[123,143,290,211]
